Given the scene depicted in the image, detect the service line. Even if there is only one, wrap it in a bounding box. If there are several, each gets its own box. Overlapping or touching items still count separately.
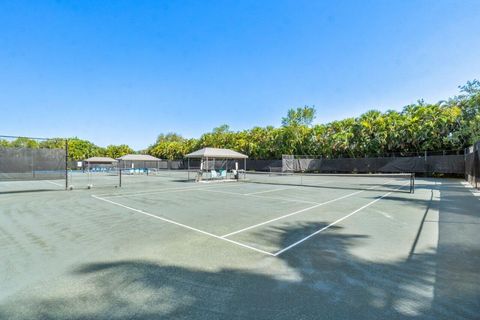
[198,188,319,205]
[220,180,399,238]
[95,182,245,198]
[91,194,274,256]
[273,182,410,256]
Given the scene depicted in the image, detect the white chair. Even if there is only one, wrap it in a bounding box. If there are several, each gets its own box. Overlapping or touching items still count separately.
[210,170,219,179]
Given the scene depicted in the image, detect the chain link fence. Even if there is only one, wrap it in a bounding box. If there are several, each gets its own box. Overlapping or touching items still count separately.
[465,142,479,189]
[0,135,67,193]
[280,154,466,175]
[2,135,478,191]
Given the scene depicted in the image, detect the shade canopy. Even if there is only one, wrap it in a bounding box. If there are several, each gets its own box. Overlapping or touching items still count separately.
[185,147,248,159]
[83,156,117,163]
[117,154,160,161]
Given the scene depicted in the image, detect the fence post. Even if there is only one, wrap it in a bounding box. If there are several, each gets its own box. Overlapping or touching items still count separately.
[65,139,68,190]
[424,150,428,175]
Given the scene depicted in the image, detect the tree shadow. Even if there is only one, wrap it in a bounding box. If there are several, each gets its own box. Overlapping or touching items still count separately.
[0,185,479,319]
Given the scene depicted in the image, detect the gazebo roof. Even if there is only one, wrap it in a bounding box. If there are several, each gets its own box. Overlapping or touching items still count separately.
[117,154,160,161]
[83,156,118,163]
[185,147,248,159]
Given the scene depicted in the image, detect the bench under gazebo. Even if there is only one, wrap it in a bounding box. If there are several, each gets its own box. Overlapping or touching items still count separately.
[83,156,118,172]
[117,154,161,172]
[185,147,248,182]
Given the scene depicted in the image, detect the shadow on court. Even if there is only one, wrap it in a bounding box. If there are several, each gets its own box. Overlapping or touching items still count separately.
[0,189,59,195]
[0,179,478,319]
[1,218,478,320]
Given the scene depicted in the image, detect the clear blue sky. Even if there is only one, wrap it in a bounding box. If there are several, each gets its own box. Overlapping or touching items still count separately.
[1,0,479,150]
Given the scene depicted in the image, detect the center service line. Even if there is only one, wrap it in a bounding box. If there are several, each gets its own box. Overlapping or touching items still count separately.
[273,182,410,256]
[220,180,398,238]
[91,194,275,256]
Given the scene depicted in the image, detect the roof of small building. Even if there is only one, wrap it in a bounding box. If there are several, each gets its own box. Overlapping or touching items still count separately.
[117,154,161,161]
[185,147,248,159]
[83,156,118,163]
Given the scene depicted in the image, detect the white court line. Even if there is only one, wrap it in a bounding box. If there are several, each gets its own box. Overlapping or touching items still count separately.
[220,179,400,238]
[195,189,249,197]
[95,183,245,198]
[91,194,274,256]
[92,179,410,256]
[273,182,410,256]
[220,189,365,238]
[461,181,480,197]
[45,180,63,187]
[247,193,319,205]
[198,188,319,205]
[244,187,296,196]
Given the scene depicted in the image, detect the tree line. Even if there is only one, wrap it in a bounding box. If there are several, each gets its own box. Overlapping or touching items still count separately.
[0,137,134,161]
[147,80,480,159]
[1,80,479,160]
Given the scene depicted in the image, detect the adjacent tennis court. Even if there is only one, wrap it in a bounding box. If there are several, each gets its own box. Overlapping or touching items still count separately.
[1,173,479,319]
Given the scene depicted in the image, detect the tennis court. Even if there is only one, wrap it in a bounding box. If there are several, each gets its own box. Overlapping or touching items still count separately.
[1,173,479,319]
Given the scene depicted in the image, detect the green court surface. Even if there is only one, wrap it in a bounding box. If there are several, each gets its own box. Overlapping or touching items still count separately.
[0,175,479,319]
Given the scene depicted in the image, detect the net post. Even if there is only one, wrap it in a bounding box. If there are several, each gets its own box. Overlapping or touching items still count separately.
[65,139,68,190]
[410,173,415,194]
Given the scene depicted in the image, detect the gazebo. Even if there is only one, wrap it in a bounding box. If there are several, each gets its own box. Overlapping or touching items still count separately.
[185,147,248,181]
[83,156,117,172]
[117,154,161,170]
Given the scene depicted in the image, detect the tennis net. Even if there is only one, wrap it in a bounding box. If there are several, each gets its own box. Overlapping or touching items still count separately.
[146,168,196,179]
[239,171,415,193]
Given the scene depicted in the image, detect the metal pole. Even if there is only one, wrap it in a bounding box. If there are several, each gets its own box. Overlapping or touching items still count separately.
[244,158,246,179]
[88,161,91,187]
[410,173,415,194]
[119,167,122,187]
[31,146,35,179]
[65,139,68,190]
[424,150,428,175]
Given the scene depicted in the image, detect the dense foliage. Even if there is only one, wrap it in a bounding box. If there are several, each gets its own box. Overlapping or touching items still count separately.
[0,137,134,161]
[1,81,479,160]
[147,80,480,159]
